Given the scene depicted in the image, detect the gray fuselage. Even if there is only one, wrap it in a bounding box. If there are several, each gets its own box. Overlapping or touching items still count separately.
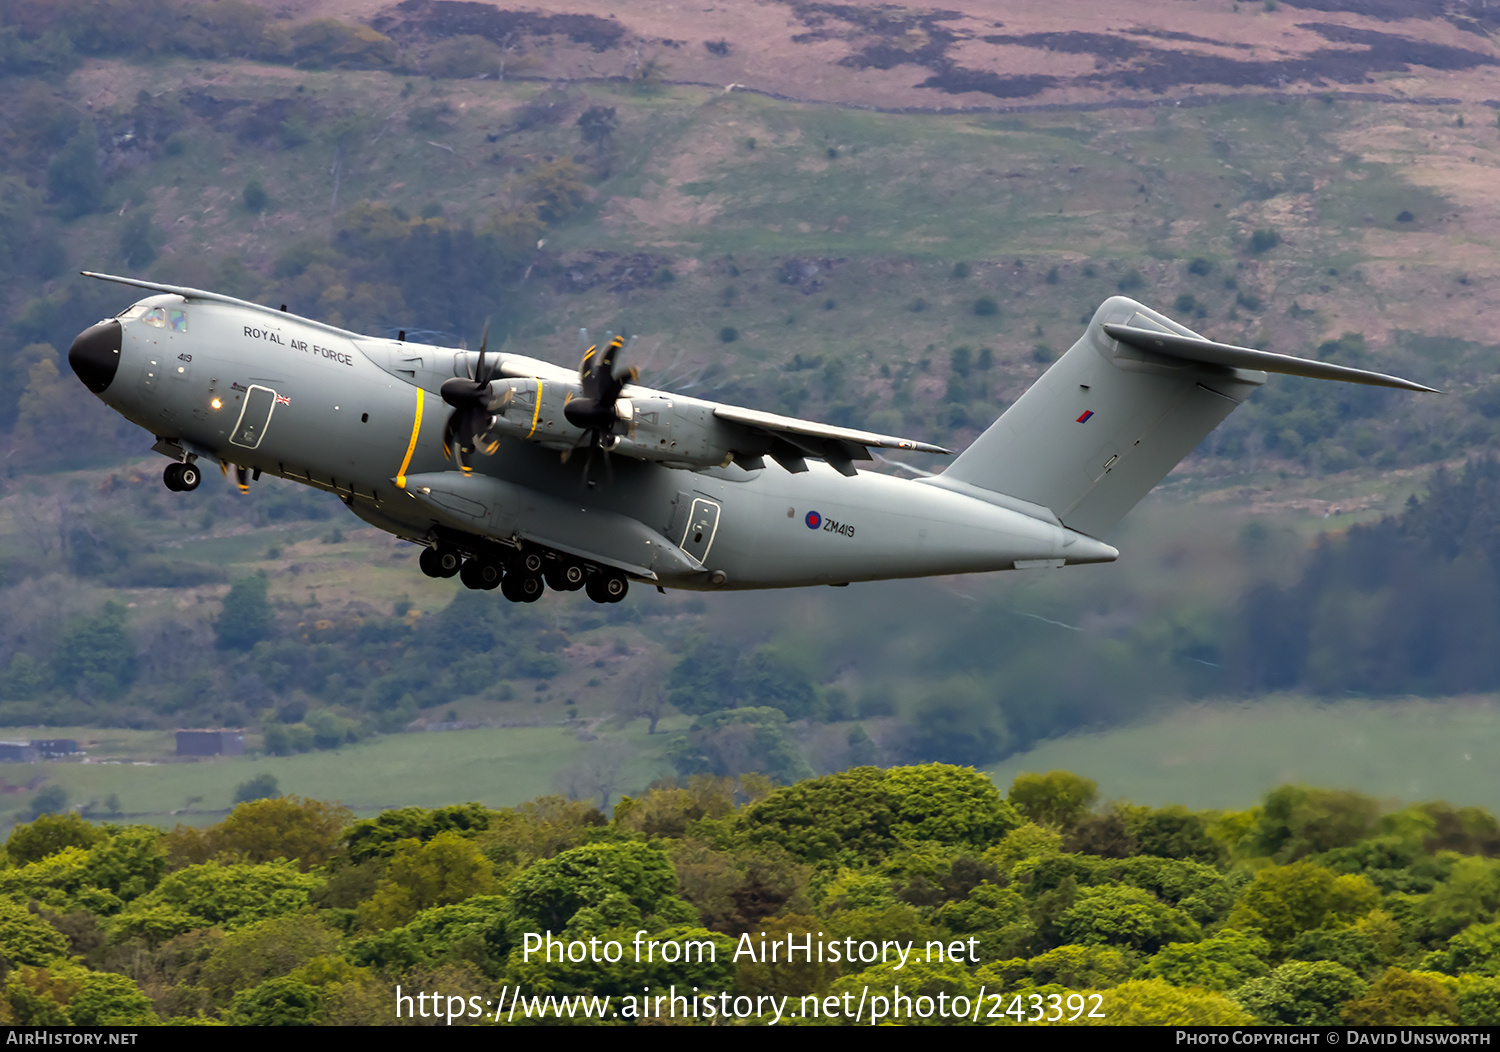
[77,292,1118,591]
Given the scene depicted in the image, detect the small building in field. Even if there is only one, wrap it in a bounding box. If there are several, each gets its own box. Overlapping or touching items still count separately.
[176,730,245,757]
[31,740,79,759]
[0,742,38,763]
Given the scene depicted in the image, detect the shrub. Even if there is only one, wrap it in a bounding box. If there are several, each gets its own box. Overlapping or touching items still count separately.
[243,179,269,213]
[1249,228,1281,254]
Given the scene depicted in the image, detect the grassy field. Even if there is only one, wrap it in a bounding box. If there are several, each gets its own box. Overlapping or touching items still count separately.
[988,696,1500,813]
[13,689,1499,829]
[0,720,681,826]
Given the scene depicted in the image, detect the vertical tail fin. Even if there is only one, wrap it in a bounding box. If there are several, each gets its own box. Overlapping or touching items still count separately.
[936,296,1432,538]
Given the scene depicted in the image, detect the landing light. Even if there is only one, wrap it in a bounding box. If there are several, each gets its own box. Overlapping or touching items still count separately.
[211,398,222,410]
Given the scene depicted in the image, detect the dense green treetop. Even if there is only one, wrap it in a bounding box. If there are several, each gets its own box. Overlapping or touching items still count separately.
[738,764,1021,864]
[0,769,1490,1023]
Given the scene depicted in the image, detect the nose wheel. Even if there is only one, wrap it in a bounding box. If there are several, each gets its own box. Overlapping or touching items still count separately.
[163,462,201,492]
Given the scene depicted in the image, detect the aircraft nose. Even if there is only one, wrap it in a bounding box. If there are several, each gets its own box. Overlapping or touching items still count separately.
[68,319,122,394]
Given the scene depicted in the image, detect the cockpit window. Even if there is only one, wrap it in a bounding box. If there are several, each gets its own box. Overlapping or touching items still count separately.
[122,304,188,331]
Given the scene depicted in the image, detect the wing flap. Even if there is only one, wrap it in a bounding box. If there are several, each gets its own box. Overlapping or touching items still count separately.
[714,404,952,458]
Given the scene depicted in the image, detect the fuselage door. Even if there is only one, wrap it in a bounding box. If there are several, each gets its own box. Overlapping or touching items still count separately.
[229,384,279,449]
[679,495,722,565]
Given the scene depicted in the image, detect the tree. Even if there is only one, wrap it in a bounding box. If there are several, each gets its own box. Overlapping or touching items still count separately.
[1341,967,1458,1025]
[1235,960,1368,1026]
[1008,770,1099,831]
[666,707,811,784]
[111,861,321,941]
[46,126,102,218]
[215,796,351,870]
[1057,885,1202,954]
[53,601,135,697]
[0,901,69,966]
[343,803,492,863]
[363,832,496,929]
[25,786,69,822]
[225,976,323,1025]
[1249,227,1282,253]
[217,573,274,650]
[196,914,341,1007]
[576,105,617,146]
[1251,785,1380,861]
[1227,861,1379,952]
[348,896,514,979]
[65,971,156,1026]
[242,179,269,213]
[740,764,1021,864]
[6,814,104,865]
[80,827,166,901]
[508,840,680,932]
[233,773,279,804]
[117,211,157,268]
[1139,930,1271,991]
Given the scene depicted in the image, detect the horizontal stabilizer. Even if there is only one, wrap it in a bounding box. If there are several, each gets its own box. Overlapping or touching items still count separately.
[1103,324,1439,393]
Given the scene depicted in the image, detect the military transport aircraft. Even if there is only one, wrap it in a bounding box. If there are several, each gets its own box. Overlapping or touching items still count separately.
[65,272,1434,604]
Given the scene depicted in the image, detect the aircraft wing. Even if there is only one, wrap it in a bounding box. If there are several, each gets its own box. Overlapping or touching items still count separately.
[713,405,952,476]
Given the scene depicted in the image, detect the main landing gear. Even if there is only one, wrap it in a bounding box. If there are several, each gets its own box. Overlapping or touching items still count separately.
[163,462,201,492]
[420,543,628,604]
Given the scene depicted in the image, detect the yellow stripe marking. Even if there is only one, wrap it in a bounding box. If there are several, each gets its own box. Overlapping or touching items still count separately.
[527,381,543,438]
[396,388,424,489]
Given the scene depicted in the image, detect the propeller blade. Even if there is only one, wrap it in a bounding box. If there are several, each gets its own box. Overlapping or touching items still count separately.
[441,320,503,468]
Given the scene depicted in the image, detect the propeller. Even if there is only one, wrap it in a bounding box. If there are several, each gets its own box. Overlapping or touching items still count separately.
[563,335,637,484]
[439,321,508,473]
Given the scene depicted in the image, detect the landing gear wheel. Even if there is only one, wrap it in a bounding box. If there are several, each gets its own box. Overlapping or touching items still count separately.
[163,462,200,492]
[460,558,502,590]
[515,550,545,575]
[420,546,459,579]
[544,562,586,591]
[585,572,628,604]
[501,571,544,603]
[419,547,462,579]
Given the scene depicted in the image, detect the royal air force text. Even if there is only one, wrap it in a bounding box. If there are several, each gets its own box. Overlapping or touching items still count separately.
[244,327,353,366]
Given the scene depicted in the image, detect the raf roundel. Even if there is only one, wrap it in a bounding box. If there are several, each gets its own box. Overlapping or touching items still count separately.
[805,511,822,529]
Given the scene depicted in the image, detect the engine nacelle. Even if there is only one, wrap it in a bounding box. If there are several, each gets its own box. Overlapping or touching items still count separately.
[485,379,738,469]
